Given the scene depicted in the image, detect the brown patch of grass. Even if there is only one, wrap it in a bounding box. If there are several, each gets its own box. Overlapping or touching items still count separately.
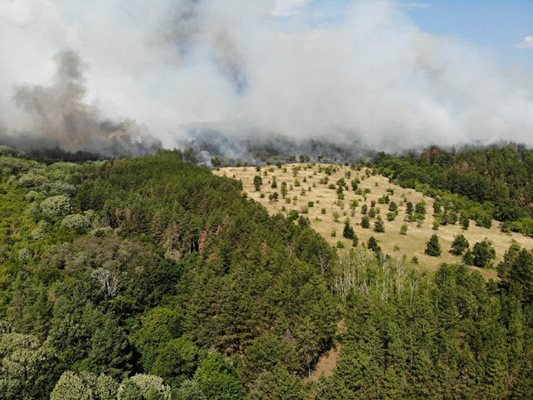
[305,344,340,383]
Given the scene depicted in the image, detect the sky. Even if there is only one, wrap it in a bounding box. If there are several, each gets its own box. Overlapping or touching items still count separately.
[0,0,532,156]
[275,0,533,66]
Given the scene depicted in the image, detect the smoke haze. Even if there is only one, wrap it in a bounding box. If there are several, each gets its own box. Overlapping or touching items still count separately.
[0,0,532,157]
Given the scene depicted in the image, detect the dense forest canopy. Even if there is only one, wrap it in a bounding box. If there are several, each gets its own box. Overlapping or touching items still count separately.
[0,146,531,399]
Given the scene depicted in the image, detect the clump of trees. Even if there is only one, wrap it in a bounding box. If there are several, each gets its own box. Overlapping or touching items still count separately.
[464,239,496,268]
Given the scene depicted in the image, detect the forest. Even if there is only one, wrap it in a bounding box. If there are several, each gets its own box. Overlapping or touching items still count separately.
[373,144,533,236]
[0,146,531,399]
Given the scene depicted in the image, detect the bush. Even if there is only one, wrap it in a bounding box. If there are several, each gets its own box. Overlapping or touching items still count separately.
[400,224,408,235]
[361,216,370,229]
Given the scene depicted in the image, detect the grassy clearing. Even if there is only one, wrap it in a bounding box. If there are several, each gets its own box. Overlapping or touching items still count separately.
[215,163,533,280]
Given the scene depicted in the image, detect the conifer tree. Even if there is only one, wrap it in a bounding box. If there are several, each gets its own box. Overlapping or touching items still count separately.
[425,234,441,256]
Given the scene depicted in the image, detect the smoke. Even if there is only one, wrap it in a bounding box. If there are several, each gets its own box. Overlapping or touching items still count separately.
[0,0,532,158]
[10,50,160,157]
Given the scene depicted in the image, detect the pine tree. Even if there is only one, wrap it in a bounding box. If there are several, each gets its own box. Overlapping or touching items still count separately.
[472,239,496,268]
[253,176,262,191]
[450,234,469,255]
[373,217,385,233]
[425,234,441,256]
[367,236,381,253]
[461,215,470,230]
[343,223,355,239]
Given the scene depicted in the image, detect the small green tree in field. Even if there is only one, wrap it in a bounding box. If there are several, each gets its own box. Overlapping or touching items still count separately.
[343,222,355,239]
[374,217,385,233]
[361,216,370,229]
[281,182,288,198]
[451,234,469,255]
[463,249,475,265]
[461,215,470,231]
[367,236,381,253]
[400,224,408,235]
[472,239,496,268]
[425,234,441,256]
[254,176,262,191]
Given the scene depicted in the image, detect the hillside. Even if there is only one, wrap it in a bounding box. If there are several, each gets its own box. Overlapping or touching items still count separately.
[215,163,532,280]
[0,151,531,399]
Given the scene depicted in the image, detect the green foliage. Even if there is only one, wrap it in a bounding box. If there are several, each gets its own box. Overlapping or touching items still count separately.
[50,371,118,400]
[450,234,469,255]
[342,222,355,240]
[425,234,441,256]
[253,176,262,191]
[1,150,531,399]
[373,217,385,233]
[314,249,532,400]
[117,374,171,400]
[471,239,496,268]
[151,337,199,387]
[0,330,62,399]
[374,145,533,234]
[60,213,91,233]
[40,195,74,219]
[0,152,338,398]
[367,236,381,254]
[193,352,244,400]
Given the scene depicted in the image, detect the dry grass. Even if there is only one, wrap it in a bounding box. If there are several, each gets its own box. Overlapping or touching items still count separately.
[215,163,532,280]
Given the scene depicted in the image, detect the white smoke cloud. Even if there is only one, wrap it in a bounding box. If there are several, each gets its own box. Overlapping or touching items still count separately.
[0,0,532,155]
[517,36,533,49]
[273,0,311,16]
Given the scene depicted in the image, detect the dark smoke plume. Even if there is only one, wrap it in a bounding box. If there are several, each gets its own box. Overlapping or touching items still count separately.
[9,50,160,157]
